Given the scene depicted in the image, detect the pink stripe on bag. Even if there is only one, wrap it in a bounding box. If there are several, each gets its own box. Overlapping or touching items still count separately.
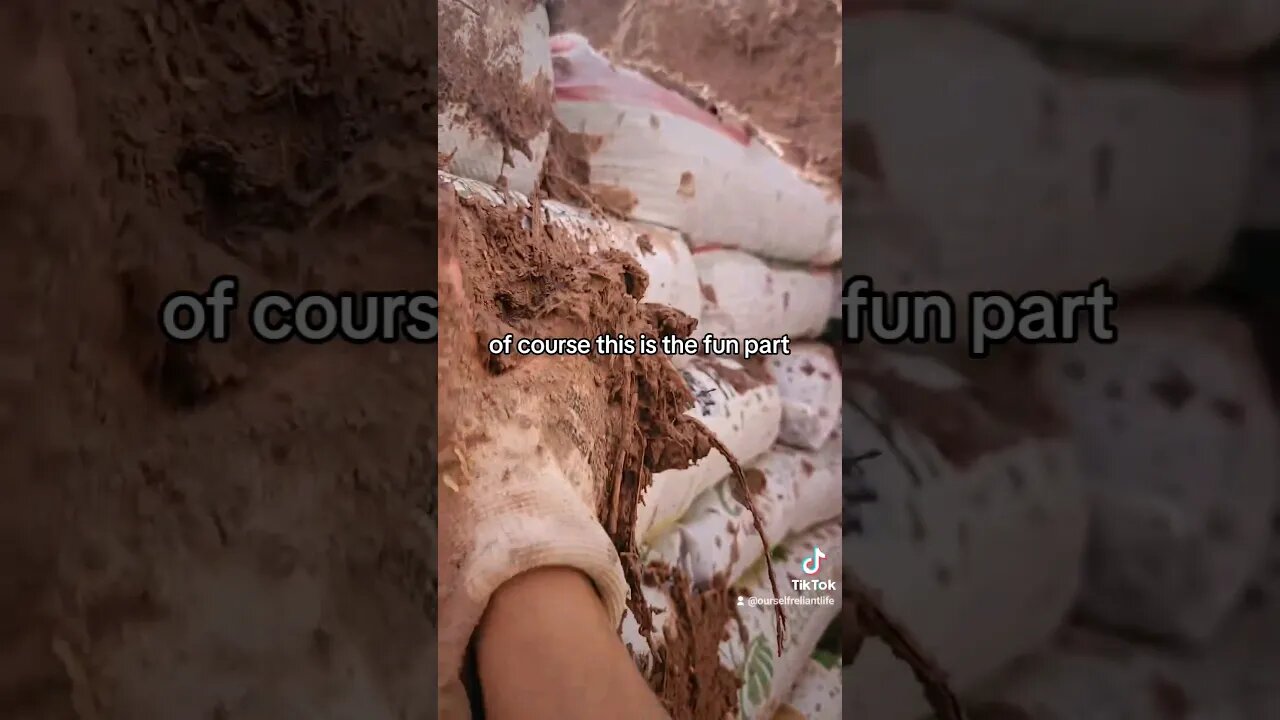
[551,33,751,146]
[690,244,733,254]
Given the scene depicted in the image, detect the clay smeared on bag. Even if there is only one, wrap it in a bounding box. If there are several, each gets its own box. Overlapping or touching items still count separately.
[643,563,742,720]
[440,0,553,160]
[439,180,781,638]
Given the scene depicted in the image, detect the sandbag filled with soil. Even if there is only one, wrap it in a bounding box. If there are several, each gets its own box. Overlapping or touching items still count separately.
[647,438,841,586]
[695,249,838,345]
[846,12,1247,299]
[440,0,552,194]
[638,357,782,543]
[442,171,703,324]
[551,0,842,184]
[550,33,841,265]
[768,343,841,451]
[622,523,842,720]
[772,654,841,720]
[856,0,1280,60]
[1034,306,1279,643]
[842,349,1088,720]
[728,522,842,720]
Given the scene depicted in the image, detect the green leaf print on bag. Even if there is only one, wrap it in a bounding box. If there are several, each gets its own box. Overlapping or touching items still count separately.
[771,544,790,563]
[741,633,776,712]
[811,649,840,670]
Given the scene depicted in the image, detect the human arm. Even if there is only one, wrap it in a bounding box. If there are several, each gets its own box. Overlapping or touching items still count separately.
[437,210,664,719]
[475,567,672,720]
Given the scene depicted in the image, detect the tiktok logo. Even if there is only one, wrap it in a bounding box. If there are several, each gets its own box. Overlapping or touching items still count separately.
[801,546,826,575]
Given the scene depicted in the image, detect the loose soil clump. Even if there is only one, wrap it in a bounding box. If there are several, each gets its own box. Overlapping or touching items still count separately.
[440,0,553,160]
[439,169,787,713]
[643,564,742,720]
[438,179,713,617]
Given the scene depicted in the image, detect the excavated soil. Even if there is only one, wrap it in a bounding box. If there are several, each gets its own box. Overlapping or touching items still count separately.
[540,119,612,214]
[1,1,437,718]
[438,167,789,715]
[439,0,553,161]
[552,0,843,184]
[437,180,710,607]
[642,563,741,720]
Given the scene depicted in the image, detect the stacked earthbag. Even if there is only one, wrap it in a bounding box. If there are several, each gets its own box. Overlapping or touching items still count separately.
[1034,306,1280,643]
[646,438,841,586]
[846,12,1249,300]
[621,523,843,720]
[866,0,1280,59]
[550,33,841,265]
[441,172,702,326]
[767,343,842,451]
[439,0,552,195]
[637,357,782,544]
[728,523,842,720]
[695,249,839,344]
[842,349,1088,720]
[771,653,841,720]
[642,348,841,575]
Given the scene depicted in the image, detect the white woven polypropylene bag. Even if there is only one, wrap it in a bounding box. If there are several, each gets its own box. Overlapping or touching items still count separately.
[727,522,842,720]
[768,344,841,451]
[439,0,551,195]
[647,439,841,587]
[772,656,841,720]
[638,357,782,543]
[551,33,841,265]
[846,13,1245,298]
[1035,306,1280,644]
[618,581,671,675]
[842,349,1088,720]
[695,249,837,345]
[441,172,703,325]
[621,524,842,720]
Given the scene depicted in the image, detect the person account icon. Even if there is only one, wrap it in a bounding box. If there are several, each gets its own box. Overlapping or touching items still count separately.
[801,547,826,575]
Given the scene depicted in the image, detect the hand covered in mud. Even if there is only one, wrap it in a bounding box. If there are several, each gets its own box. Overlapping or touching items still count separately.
[436,193,629,708]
